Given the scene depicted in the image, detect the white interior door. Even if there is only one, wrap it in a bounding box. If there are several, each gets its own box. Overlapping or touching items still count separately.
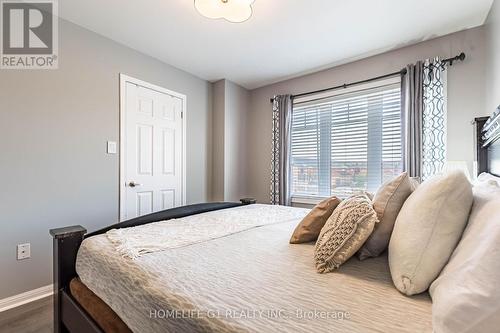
[121,77,185,220]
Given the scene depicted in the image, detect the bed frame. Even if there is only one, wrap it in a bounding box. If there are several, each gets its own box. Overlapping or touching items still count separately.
[49,200,255,333]
[49,114,500,333]
[476,114,500,177]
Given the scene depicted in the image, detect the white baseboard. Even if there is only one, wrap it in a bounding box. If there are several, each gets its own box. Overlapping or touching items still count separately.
[0,285,53,312]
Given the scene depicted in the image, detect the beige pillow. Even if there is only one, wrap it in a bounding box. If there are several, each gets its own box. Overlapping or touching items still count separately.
[314,194,378,273]
[388,171,473,296]
[430,180,500,333]
[290,197,341,244]
[358,172,414,260]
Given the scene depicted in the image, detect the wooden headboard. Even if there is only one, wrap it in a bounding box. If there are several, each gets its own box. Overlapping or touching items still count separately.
[476,109,500,177]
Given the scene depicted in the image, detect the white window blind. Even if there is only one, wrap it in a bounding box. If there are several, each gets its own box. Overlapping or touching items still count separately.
[291,81,402,199]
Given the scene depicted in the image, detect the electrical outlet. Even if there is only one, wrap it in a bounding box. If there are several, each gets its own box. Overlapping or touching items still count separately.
[17,243,30,260]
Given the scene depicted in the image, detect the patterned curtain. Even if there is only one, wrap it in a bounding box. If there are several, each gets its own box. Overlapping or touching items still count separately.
[422,58,447,180]
[270,95,292,205]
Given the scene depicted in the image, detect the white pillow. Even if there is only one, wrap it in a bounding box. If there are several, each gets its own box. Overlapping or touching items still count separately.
[429,178,500,333]
[388,171,473,296]
[474,172,500,188]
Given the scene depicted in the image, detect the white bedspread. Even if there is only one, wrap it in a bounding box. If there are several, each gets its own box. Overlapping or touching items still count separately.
[76,204,432,333]
[106,204,308,258]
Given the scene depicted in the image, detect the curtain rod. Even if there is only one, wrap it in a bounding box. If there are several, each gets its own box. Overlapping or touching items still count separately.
[270,52,466,103]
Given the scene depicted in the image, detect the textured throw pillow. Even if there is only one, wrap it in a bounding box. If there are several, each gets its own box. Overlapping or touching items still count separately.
[358,172,414,260]
[314,194,378,273]
[290,197,341,244]
[388,171,473,296]
[429,180,500,333]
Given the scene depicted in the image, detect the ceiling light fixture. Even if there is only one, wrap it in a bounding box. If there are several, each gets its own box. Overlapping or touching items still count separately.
[195,0,255,23]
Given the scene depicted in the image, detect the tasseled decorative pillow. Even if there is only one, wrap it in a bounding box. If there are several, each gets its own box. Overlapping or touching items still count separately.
[314,194,378,273]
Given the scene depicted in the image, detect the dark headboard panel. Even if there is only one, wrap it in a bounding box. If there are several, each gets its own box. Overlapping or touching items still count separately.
[476,109,500,177]
[490,142,500,176]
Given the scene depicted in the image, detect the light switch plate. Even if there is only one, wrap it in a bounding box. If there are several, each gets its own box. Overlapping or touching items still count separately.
[17,243,30,260]
[107,141,117,154]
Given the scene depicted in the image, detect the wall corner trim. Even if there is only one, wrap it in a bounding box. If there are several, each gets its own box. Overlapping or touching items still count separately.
[0,285,53,312]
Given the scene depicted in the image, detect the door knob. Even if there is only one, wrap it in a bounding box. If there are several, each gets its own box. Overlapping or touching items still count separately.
[128,181,142,188]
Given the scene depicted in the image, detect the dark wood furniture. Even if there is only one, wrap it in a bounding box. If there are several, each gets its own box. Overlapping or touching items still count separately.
[475,113,500,177]
[49,201,251,333]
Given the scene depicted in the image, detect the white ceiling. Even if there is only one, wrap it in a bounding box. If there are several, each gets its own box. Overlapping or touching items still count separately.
[59,0,494,89]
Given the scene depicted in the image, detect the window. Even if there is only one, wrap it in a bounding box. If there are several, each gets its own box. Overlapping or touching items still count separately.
[291,79,402,200]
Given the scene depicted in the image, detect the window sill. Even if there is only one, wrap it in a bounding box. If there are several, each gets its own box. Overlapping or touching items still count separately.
[291,196,327,205]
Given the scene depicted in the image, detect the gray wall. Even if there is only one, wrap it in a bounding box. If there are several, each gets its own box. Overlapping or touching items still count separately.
[0,19,213,299]
[224,80,250,202]
[485,0,500,112]
[248,27,487,204]
[211,80,250,201]
[211,80,226,201]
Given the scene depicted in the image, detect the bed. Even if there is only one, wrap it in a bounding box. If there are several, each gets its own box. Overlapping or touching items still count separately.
[49,114,499,333]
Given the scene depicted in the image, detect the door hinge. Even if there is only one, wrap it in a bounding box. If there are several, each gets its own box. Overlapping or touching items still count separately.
[181,111,183,119]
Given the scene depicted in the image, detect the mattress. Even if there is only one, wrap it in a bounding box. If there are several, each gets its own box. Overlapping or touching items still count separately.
[76,204,432,333]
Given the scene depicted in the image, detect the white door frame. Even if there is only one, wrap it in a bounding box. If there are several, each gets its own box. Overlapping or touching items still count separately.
[119,74,187,221]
